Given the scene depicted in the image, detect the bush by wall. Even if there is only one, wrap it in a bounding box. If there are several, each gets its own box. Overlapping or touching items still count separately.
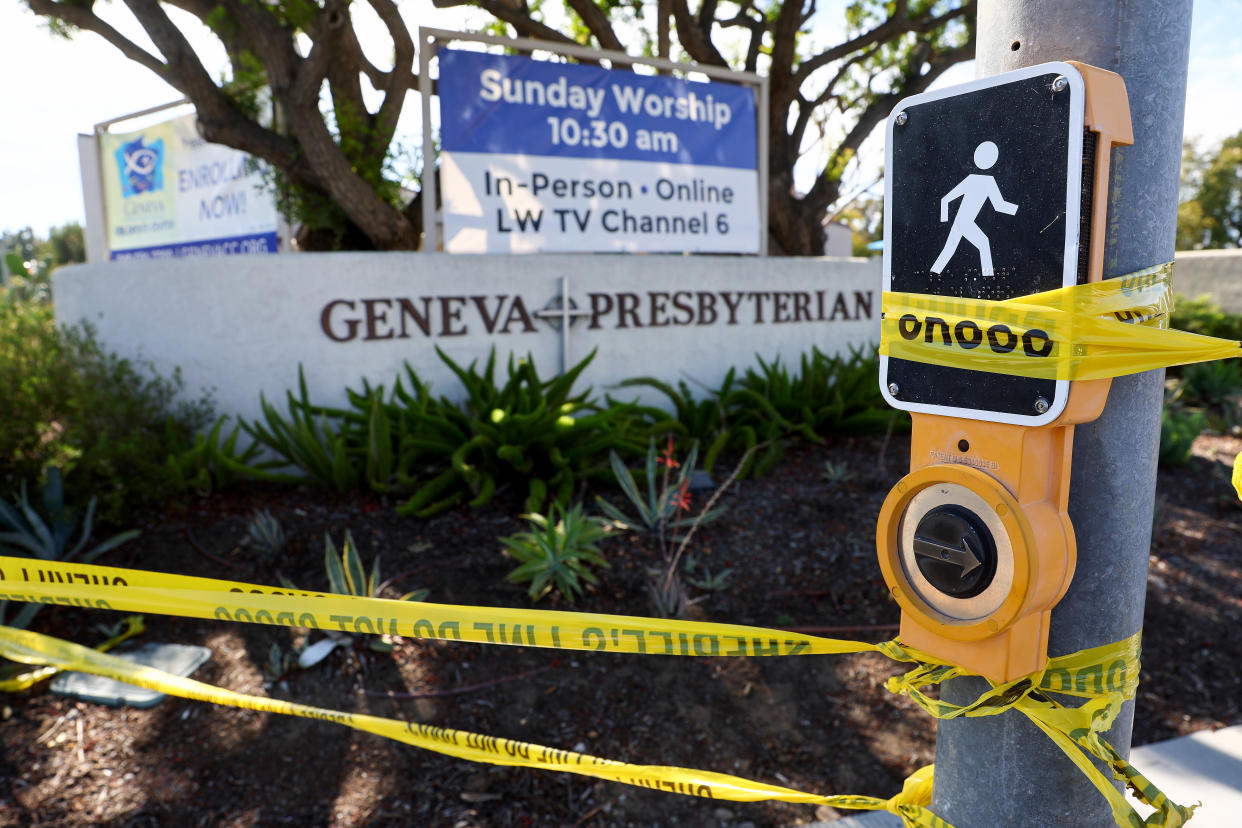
[0,292,214,525]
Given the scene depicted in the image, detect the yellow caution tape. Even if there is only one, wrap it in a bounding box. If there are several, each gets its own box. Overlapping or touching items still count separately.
[0,558,1196,828]
[0,614,143,692]
[0,556,879,658]
[882,635,1196,828]
[881,263,1242,381]
[1233,451,1242,501]
[0,624,948,828]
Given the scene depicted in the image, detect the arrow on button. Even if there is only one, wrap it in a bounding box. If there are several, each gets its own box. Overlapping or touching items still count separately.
[913,535,982,577]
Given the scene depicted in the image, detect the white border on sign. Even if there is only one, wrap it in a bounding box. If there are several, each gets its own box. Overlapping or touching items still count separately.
[878,61,1085,427]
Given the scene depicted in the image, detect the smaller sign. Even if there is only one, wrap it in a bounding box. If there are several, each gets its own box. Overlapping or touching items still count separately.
[100,113,280,260]
[437,49,760,254]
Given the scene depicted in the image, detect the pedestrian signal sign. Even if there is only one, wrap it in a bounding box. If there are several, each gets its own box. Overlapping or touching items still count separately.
[880,62,1090,424]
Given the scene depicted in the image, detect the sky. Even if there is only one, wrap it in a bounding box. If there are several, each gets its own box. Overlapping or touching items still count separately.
[0,1,1237,236]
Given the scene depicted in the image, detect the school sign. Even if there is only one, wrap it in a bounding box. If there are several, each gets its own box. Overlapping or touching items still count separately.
[100,113,279,260]
[437,49,761,254]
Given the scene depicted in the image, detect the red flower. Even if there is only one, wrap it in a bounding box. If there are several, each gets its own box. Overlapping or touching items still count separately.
[657,434,680,468]
[673,480,692,513]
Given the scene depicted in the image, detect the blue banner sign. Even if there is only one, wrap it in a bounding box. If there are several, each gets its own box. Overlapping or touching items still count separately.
[438,48,760,254]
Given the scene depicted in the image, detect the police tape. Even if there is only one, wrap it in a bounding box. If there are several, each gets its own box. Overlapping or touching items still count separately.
[0,555,880,658]
[0,614,143,692]
[881,262,1242,381]
[0,557,1195,828]
[1233,452,1242,502]
[0,624,952,826]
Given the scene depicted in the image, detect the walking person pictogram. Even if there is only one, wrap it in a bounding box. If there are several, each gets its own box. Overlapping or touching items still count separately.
[930,140,1018,277]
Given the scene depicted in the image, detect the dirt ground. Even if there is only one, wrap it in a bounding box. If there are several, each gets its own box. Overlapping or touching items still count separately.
[1,430,1239,828]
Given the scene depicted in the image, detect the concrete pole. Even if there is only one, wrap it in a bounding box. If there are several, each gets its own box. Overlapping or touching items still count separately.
[930,2,1193,826]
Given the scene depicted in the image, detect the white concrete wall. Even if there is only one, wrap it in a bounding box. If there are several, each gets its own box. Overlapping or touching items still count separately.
[1174,249,1242,313]
[53,253,881,425]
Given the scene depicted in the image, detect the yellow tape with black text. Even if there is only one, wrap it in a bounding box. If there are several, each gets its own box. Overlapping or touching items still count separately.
[0,556,1195,828]
[881,263,1242,381]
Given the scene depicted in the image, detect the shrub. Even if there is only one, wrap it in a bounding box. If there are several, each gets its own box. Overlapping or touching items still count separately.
[1159,407,1204,467]
[1171,295,1242,343]
[1178,360,1242,412]
[0,293,214,524]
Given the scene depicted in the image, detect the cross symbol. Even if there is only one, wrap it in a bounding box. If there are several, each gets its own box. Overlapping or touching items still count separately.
[532,275,593,375]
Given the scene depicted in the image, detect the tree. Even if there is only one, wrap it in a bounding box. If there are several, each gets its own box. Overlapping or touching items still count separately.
[26,0,974,254]
[1178,131,1242,250]
[26,0,426,251]
[47,222,87,268]
[443,0,974,254]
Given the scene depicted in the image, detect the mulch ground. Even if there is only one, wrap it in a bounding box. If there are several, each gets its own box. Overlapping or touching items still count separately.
[1,430,1239,828]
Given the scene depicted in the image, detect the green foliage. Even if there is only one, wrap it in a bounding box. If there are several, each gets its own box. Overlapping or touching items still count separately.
[0,468,138,562]
[324,530,427,602]
[2,224,85,302]
[1159,407,1205,467]
[1170,296,1242,343]
[241,349,661,516]
[501,503,611,603]
[600,436,748,618]
[822,459,856,483]
[242,366,361,490]
[0,294,215,524]
[1177,131,1242,249]
[0,468,140,628]
[622,347,906,478]
[1166,298,1242,425]
[739,346,901,438]
[683,554,731,592]
[1179,360,1242,410]
[323,530,426,652]
[166,416,277,495]
[372,348,659,517]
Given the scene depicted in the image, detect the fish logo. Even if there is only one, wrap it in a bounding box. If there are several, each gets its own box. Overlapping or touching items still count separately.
[114,136,164,197]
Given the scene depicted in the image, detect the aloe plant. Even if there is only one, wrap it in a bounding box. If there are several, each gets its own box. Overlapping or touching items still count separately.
[246,509,286,560]
[242,366,361,490]
[165,415,282,494]
[595,438,725,537]
[388,347,656,517]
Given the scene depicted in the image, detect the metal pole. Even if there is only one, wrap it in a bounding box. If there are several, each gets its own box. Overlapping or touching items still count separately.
[931,2,1192,826]
[419,29,439,253]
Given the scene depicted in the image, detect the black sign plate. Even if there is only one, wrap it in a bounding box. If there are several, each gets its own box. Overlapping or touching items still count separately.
[881,62,1089,424]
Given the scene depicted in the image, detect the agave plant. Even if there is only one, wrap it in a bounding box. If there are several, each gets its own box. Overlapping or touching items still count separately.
[0,468,140,628]
[501,503,611,603]
[246,509,287,560]
[300,531,428,661]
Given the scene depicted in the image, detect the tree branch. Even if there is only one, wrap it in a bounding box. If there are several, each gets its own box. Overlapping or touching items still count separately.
[789,46,876,154]
[358,54,422,95]
[796,1,973,86]
[565,0,623,51]
[367,0,416,149]
[670,0,725,65]
[26,0,170,82]
[433,0,579,46]
[808,38,975,208]
[718,9,765,74]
